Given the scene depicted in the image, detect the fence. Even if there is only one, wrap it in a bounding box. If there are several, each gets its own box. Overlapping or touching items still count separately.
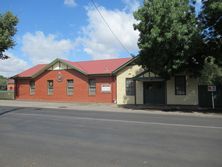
[0,90,15,100]
[198,85,222,108]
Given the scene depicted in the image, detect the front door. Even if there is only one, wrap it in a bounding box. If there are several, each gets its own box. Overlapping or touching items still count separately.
[143,82,165,105]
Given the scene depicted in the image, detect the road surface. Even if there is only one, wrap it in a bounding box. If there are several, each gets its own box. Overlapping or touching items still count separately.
[0,106,222,167]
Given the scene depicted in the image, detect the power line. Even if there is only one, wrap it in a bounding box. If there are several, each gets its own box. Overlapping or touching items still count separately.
[90,0,132,56]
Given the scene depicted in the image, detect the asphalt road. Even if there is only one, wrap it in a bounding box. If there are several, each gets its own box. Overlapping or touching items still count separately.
[0,106,222,167]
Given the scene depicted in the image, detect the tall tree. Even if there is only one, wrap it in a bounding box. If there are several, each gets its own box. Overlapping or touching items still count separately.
[199,56,222,85]
[198,0,222,85]
[134,0,203,78]
[0,75,7,86]
[0,11,18,59]
[199,0,222,65]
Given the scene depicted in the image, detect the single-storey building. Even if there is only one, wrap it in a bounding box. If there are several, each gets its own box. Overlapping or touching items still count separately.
[13,57,199,105]
[115,63,198,105]
[7,79,15,91]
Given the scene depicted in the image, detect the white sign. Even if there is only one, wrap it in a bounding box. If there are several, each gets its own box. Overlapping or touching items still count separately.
[208,85,216,92]
[101,84,111,92]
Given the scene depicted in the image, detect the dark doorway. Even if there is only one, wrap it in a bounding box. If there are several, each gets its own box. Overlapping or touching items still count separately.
[143,82,165,105]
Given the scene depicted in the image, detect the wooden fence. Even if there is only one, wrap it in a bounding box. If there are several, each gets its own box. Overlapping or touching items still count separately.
[0,91,15,100]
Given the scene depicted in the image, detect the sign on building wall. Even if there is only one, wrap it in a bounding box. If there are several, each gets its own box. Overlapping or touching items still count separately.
[101,84,111,93]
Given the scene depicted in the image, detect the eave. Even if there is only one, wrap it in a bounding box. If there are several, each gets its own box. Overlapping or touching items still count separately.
[112,56,138,74]
[31,58,88,79]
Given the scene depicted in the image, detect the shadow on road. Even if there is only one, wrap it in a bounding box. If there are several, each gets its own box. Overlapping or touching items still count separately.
[0,107,24,116]
[119,104,222,114]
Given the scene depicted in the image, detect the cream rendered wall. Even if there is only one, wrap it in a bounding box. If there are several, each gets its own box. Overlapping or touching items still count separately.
[116,65,144,104]
[167,76,199,105]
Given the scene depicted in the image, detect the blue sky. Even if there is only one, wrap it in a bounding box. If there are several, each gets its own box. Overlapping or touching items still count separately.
[0,0,201,77]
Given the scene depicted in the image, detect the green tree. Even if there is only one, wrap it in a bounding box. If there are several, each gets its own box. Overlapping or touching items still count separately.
[0,11,18,59]
[0,75,7,86]
[198,0,222,84]
[133,0,203,78]
[199,57,222,85]
[199,0,222,64]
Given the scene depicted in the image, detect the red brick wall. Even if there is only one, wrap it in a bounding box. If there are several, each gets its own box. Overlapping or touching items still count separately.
[16,69,116,103]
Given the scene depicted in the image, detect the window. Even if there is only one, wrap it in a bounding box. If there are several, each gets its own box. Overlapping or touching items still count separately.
[88,79,96,95]
[67,79,74,96]
[47,80,54,95]
[126,78,135,96]
[30,81,35,95]
[175,76,186,95]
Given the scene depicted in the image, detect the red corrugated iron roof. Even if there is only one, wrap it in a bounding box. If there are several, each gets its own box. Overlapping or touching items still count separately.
[7,79,15,84]
[64,57,131,75]
[16,64,46,77]
[15,57,132,78]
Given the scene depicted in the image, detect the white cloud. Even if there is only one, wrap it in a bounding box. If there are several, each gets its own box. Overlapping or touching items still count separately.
[78,5,139,60]
[22,31,74,64]
[64,0,76,7]
[0,52,29,77]
[122,0,141,12]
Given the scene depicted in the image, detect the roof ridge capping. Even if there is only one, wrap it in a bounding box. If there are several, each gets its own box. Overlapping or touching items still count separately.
[62,57,135,75]
[61,57,131,63]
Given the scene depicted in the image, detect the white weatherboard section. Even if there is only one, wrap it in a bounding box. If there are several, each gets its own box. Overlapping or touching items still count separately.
[48,62,68,70]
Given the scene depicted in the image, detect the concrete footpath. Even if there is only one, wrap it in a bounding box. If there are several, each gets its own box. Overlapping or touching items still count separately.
[0,100,221,118]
